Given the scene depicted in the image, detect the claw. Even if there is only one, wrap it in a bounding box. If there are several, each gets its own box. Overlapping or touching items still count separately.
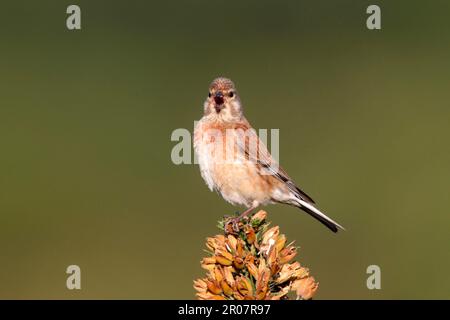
[224,208,255,234]
[224,216,241,235]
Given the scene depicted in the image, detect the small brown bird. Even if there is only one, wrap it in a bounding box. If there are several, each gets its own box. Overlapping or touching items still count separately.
[194,77,344,232]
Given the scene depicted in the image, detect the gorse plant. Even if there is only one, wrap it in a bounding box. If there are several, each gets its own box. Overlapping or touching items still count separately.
[194,210,318,300]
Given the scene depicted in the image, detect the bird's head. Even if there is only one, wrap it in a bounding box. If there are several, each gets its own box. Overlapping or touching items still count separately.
[203,77,243,121]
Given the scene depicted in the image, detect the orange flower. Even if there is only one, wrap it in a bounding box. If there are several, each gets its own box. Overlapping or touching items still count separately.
[262,226,279,246]
[193,279,207,293]
[206,280,222,295]
[200,256,216,271]
[276,262,299,284]
[226,235,238,252]
[246,259,259,280]
[205,235,226,251]
[236,276,253,297]
[244,225,256,244]
[251,210,267,223]
[270,286,290,300]
[223,266,235,287]
[233,256,244,269]
[235,239,245,257]
[220,280,233,296]
[215,248,233,266]
[292,276,319,300]
[275,234,286,252]
[197,292,226,300]
[279,245,297,264]
[266,244,278,269]
[255,267,270,299]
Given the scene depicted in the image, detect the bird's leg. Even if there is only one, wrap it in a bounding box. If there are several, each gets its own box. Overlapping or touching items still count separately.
[237,206,256,221]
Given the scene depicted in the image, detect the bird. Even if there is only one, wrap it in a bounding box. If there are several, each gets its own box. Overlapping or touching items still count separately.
[193,77,344,233]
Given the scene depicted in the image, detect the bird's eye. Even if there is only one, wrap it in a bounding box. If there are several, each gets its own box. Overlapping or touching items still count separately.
[208,92,212,98]
[228,91,234,98]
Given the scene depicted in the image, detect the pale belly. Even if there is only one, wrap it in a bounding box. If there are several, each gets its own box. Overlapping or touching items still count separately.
[206,161,274,207]
[194,119,276,207]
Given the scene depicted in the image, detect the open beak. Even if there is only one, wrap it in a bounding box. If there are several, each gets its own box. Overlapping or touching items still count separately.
[214,92,225,113]
[214,92,224,105]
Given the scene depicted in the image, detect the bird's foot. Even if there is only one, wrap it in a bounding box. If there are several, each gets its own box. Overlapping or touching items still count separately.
[224,214,249,234]
[224,217,240,234]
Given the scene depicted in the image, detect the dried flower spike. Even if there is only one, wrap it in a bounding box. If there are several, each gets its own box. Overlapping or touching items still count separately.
[194,210,319,300]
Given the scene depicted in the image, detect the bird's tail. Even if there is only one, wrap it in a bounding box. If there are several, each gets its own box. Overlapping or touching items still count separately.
[294,198,345,233]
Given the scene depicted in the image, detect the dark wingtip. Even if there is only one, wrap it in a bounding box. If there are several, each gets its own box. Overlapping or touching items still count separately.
[295,186,316,205]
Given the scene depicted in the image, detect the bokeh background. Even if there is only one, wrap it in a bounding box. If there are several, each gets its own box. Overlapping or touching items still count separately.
[0,0,449,299]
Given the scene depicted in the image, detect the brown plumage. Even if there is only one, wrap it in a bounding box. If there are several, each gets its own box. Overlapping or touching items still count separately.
[194,77,344,232]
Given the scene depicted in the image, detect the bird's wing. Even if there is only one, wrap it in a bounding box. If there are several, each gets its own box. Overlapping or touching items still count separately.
[234,118,316,204]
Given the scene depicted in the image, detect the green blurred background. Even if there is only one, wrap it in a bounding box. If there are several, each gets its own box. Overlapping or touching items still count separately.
[0,0,449,299]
